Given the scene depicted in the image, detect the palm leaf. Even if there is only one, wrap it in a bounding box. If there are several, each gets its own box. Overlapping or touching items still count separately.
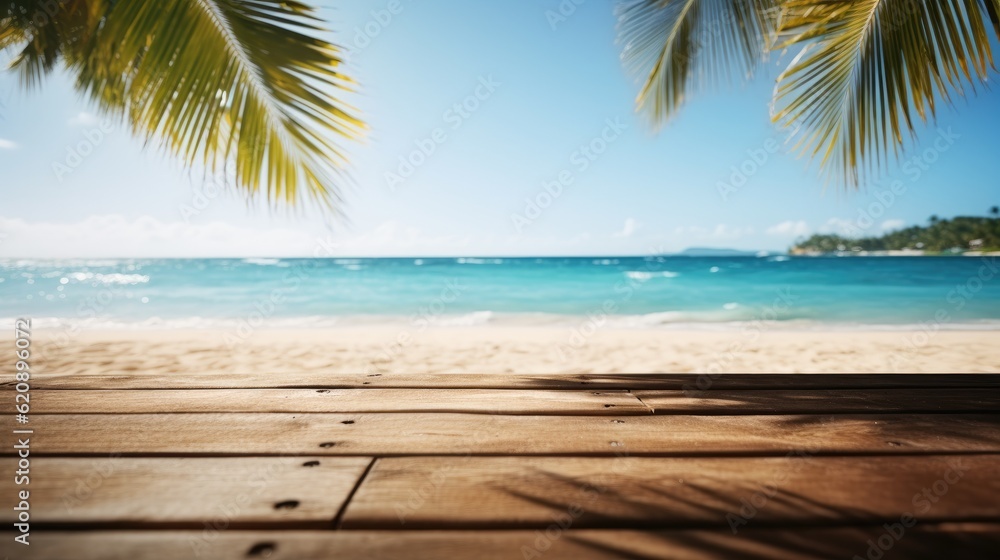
[5,0,363,210]
[773,0,1000,187]
[2,0,93,88]
[617,0,780,125]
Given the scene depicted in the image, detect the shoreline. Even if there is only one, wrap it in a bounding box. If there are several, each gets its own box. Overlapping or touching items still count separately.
[8,317,1000,333]
[9,327,1000,374]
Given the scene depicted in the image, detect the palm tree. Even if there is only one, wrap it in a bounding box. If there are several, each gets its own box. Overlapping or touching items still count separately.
[1,0,363,210]
[991,206,999,217]
[617,0,1000,187]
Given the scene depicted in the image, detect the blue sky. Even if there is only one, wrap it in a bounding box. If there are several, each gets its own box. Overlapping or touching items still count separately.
[1,0,998,258]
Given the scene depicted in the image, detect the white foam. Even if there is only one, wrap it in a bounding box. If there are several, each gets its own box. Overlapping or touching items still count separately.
[6,314,1000,333]
[625,271,679,281]
[63,272,150,285]
[434,311,494,327]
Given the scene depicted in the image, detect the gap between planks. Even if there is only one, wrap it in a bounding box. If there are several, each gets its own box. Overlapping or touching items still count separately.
[6,413,1000,459]
[11,373,1000,391]
[333,458,377,530]
[5,526,1000,560]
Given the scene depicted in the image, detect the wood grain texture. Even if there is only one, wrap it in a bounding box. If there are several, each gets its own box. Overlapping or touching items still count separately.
[342,455,1000,529]
[4,413,1000,456]
[5,525,998,559]
[3,373,998,558]
[0,457,371,526]
[634,388,1000,414]
[29,389,649,415]
[12,373,1000,390]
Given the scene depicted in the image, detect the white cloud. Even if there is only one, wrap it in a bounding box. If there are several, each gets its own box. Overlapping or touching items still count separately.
[671,224,754,240]
[0,138,17,150]
[766,220,810,237]
[819,217,861,237]
[880,219,906,232]
[0,215,320,258]
[0,215,643,258]
[710,224,754,239]
[613,218,642,238]
[67,112,100,127]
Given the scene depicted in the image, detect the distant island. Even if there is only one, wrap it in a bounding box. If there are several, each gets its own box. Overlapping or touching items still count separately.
[791,210,1000,256]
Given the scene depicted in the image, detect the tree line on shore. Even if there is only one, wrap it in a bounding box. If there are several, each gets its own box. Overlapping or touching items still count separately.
[792,209,1000,254]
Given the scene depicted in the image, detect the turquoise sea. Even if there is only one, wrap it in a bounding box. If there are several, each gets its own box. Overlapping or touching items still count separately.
[2,256,999,330]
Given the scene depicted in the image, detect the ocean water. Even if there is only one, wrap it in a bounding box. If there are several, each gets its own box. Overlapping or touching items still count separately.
[2,256,1000,330]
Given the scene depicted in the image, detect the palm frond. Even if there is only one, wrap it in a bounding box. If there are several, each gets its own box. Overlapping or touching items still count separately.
[617,0,779,125]
[3,0,93,88]
[773,0,1000,187]
[6,0,363,210]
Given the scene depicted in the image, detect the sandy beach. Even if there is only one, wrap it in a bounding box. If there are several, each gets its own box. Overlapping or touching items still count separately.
[11,327,1000,375]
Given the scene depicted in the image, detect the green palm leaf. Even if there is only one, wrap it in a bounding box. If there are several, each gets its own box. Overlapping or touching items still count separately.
[617,0,780,125]
[3,0,363,210]
[773,0,998,186]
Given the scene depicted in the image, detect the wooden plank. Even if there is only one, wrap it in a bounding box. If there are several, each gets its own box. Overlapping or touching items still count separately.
[0,457,371,527]
[5,413,1000,456]
[29,389,649,415]
[342,455,1000,529]
[12,373,1000,390]
[4,526,999,560]
[634,388,1000,414]
[29,387,1000,415]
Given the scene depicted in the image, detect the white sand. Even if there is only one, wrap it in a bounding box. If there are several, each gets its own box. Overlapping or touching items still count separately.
[9,326,1000,375]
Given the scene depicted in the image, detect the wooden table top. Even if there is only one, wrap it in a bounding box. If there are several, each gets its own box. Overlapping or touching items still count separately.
[3,373,999,559]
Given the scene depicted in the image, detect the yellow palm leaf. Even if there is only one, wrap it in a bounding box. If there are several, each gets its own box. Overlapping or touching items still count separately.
[617,0,780,125]
[4,0,364,210]
[773,0,999,187]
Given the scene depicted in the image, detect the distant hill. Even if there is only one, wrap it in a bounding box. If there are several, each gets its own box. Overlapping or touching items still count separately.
[792,214,1000,255]
[675,247,760,257]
